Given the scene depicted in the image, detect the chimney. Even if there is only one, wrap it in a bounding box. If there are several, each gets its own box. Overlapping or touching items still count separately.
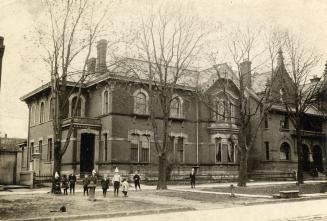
[4,133,7,138]
[310,75,321,83]
[0,36,5,90]
[277,48,284,67]
[96,39,108,72]
[240,59,252,88]
[87,57,96,73]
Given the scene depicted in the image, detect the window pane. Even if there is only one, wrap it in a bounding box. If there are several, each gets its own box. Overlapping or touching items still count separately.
[171,98,180,117]
[227,144,234,162]
[135,92,147,114]
[216,140,221,162]
[141,148,149,162]
[130,135,139,161]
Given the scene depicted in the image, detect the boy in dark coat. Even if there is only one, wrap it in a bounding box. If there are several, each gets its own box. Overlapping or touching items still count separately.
[61,174,69,195]
[133,171,141,191]
[190,168,196,189]
[69,172,76,195]
[83,175,89,196]
[101,175,110,197]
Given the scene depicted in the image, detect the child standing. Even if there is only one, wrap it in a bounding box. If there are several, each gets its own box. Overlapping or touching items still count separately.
[83,174,89,196]
[61,174,69,195]
[112,167,121,197]
[121,179,129,197]
[101,175,110,197]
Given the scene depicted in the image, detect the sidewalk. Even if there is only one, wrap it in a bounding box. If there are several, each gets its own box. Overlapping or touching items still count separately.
[1,180,326,196]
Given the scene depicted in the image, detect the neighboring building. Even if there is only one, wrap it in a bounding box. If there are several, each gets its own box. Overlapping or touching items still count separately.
[20,40,327,180]
[0,134,27,184]
[250,50,327,176]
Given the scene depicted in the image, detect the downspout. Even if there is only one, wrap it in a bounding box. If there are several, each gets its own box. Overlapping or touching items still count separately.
[196,96,199,166]
[27,103,31,170]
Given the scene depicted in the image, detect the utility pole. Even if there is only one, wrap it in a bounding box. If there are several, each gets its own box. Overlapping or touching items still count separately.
[0,36,5,90]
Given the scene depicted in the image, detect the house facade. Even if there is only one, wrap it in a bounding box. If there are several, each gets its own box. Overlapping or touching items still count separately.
[20,41,327,180]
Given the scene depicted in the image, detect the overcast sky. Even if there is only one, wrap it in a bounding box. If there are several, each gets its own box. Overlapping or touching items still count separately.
[1,0,327,138]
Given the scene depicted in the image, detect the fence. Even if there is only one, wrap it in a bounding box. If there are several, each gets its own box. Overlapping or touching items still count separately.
[33,174,53,186]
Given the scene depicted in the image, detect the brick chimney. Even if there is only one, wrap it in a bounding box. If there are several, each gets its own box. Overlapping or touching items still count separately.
[240,59,252,88]
[96,39,108,72]
[0,36,5,90]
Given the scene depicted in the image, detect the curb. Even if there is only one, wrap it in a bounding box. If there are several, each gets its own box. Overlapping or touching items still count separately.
[7,207,194,221]
[243,194,327,206]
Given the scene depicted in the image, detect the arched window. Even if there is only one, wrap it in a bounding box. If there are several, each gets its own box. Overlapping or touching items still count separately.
[280,142,291,160]
[170,96,183,118]
[227,143,235,163]
[30,105,35,125]
[71,96,82,117]
[102,89,110,114]
[134,91,148,114]
[49,98,54,121]
[215,138,222,163]
[39,102,45,123]
[68,94,85,117]
[215,99,225,121]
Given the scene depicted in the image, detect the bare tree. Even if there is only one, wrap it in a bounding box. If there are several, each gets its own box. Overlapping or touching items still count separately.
[277,31,323,184]
[115,6,207,189]
[36,0,108,191]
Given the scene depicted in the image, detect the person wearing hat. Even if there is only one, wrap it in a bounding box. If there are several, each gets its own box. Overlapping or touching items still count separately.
[52,171,61,194]
[190,168,196,189]
[112,167,121,197]
[89,169,98,185]
[61,174,69,195]
[101,174,110,197]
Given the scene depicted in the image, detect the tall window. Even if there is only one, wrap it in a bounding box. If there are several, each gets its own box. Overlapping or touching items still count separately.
[47,138,52,161]
[215,138,222,163]
[30,142,34,160]
[230,103,234,123]
[39,102,45,123]
[264,114,269,129]
[176,137,184,163]
[31,105,36,125]
[227,144,234,162]
[49,98,54,120]
[140,136,149,162]
[103,90,109,114]
[134,92,147,114]
[130,135,139,161]
[39,140,43,158]
[103,133,108,161]
[265,141,269,160]
[71,96,82,117]
[280,142,291,160]
[280,115,289,129]
[170,97,182,118]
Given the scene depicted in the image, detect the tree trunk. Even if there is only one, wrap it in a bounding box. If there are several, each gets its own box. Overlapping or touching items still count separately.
[157,153,167,190]
[296,130,304,184]
[51,140,62,193]
[238,147,248,187]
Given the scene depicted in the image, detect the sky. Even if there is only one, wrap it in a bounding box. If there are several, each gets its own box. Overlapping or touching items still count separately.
[1,0,327,138]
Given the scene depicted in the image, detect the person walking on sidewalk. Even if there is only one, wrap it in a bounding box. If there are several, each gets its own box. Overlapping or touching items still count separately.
[133,171,141,191]
[101,174,110,197]
[69,172,76,195]
[190,168,196,189]
[112,167,121,197]
[83,174,89,196]
[121,179,129,197]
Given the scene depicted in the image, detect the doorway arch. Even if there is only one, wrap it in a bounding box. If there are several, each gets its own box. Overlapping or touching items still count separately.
[312,145,323,172]
[302,144,310,172]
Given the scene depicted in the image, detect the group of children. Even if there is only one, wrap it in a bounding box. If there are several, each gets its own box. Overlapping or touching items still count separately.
[53,172,77,195]
[82,168,141,197]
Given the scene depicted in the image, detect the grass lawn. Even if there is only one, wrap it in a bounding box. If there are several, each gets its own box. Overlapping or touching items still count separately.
[200,183,327,195]
[154,190,274,205]
[0,191,175,220]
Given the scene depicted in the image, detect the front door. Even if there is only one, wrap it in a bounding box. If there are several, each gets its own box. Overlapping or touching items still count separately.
[80,133,95,174]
